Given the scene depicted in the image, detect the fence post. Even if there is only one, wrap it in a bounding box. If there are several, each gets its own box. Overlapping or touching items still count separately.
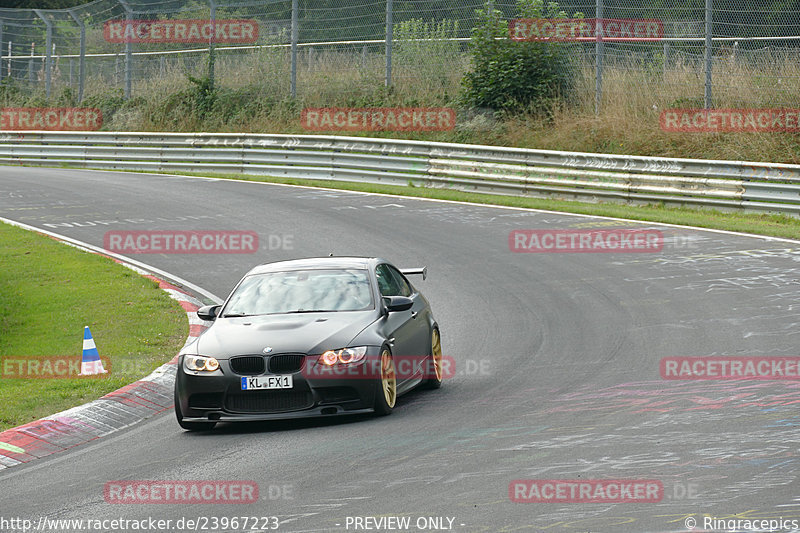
[0,22,4,81]
[291,0,298,98]
[704,0,712,108]
[385,0,393,87]
[595,0,603,114]
[33,10,52,99]
[208,0,216,91]
[68,8,86,102]
[118,0,133,99]
[28,43,34,83]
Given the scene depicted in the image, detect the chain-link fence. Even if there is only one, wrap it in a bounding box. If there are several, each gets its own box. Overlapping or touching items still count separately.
[0,0,799,111]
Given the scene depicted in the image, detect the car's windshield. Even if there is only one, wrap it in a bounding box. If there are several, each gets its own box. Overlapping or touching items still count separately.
[222,269,373,316]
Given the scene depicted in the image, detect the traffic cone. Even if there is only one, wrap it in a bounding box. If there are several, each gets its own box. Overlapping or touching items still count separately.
[80,326,107,375]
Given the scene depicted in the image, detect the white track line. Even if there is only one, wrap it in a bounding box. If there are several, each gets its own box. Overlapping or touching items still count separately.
[70,167,800,246]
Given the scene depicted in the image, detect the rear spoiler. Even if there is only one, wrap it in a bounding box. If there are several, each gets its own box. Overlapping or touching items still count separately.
[400,267,427,280]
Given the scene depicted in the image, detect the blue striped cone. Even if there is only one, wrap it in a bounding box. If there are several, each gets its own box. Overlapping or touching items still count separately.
[80,326,107,375]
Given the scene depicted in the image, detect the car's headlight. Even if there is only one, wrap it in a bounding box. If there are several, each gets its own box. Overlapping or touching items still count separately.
[184,355,220,372]
[318,346,368,366]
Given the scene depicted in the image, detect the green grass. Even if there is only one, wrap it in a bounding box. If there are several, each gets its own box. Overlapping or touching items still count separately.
[0,222,188,431]
[155,171,800,240]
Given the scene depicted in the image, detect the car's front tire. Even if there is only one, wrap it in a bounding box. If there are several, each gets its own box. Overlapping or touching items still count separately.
[174,388,217,431]
[422,327,443,389]
[373,347,396,416]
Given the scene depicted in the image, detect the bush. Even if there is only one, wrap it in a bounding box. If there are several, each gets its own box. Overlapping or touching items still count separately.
[82,90,127,128]
[462,0,577,115]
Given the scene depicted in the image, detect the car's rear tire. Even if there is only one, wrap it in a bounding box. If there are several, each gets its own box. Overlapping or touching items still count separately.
[373,347,396,416]
[422,327,443,389]
[174,388,217,431]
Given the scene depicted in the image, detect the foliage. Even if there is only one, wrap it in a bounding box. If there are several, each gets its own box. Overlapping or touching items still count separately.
[393,18,461,91]
[186,73,216,116]
[82,89,126,124]
[461,0,577,115]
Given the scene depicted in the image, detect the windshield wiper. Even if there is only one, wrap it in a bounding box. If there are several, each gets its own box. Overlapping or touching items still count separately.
[224,310,335,317]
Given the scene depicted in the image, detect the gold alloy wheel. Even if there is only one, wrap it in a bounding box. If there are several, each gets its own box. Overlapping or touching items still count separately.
[381,349,397,408]
[431,329,443,382]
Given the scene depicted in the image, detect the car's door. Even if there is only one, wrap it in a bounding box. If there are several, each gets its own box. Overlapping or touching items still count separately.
[375,263,428,386]
[376,263,430,384]
[385,265,431,358]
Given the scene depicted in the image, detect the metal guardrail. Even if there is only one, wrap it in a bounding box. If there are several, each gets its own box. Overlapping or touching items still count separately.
[1,131,799,215]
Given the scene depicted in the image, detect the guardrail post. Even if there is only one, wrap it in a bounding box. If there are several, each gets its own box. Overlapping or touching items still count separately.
[291,0,298,98]
[67,8,86,102]
[33,10,52,99]
[704,0,712,109]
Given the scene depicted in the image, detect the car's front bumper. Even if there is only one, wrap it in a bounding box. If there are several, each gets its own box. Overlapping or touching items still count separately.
[179,406,376,423]
[175,351,382,423]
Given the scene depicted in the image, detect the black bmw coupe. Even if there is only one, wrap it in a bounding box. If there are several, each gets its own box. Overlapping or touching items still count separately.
[174,257,443,430]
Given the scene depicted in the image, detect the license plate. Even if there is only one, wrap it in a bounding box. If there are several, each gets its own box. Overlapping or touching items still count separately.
[241,375,293,390]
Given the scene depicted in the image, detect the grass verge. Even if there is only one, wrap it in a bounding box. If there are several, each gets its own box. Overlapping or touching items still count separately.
[0,221,188,431]
[159,171,800,240]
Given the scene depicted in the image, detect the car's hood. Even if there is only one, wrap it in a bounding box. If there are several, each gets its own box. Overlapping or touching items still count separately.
[192,310,378,358]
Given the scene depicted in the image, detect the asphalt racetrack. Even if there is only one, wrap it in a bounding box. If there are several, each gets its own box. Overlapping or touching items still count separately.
[1,166,799,533]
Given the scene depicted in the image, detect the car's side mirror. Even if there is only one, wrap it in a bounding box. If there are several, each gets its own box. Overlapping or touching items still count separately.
[383,296,414,313]
[197,305,221,321]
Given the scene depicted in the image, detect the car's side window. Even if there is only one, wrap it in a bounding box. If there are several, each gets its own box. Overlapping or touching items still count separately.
[386,265,413,297]
[376,264,402,296]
